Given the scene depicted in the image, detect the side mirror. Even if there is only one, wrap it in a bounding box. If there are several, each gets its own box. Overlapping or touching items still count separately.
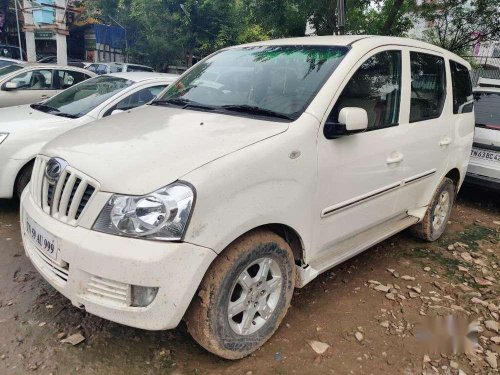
[324,107,368,139]
[110,109,125,116]
[3,81,20,91]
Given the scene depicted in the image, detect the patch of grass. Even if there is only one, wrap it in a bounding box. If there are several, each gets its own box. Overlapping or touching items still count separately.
[403,247,477,287]
[438,225,498,250]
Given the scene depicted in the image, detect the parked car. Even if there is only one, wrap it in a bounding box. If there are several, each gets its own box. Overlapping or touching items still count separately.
[465,77,500,190]
[0,44,26,60]
[0,64,95,108]
[20,36,474,359]
[86,62,155,75]
[0,72,177,199]
[0,57,26,69]
[37,56,88,68]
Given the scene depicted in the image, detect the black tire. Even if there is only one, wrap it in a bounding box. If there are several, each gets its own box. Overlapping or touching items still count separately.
[15,163,34,199]
[410,177,456,242]
[185,229,295,359]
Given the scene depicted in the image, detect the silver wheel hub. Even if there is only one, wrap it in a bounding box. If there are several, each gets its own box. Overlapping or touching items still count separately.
[228,257,282,336]
[432,190,450,231]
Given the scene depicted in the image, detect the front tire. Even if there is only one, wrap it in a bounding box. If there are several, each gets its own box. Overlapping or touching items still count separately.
[185,230,295,359]
[411,177,456,242]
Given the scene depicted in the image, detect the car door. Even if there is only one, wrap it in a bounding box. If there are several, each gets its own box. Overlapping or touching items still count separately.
[314,48,406,260]
[396,48,452,212]
[0,68,55,107]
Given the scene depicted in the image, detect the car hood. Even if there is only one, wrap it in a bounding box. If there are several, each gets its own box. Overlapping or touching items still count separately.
[0,104,70,132]
[42,105,289,195]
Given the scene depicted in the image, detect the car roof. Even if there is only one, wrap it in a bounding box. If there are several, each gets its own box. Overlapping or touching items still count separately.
[0,57,25,63]
[474,77,500,93]
[107,72,179,82]
[18,63,94,73]
[236,35,470,66]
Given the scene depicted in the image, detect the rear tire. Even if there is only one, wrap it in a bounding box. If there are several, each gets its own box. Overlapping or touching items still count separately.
[15,163,34,199]
[410,177,456,242]
[185,229,295,359]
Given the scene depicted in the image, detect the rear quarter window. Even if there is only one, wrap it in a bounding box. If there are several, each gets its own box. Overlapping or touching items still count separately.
[450,61,473,114]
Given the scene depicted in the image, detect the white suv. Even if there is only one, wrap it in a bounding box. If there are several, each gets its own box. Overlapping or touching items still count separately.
[20,36,474,359]
[466,78,500,190]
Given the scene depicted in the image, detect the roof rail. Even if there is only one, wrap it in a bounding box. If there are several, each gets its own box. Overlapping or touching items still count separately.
[478,77,500,88]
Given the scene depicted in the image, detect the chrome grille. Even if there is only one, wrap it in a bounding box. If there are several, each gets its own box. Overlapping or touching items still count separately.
[31,156,98,226]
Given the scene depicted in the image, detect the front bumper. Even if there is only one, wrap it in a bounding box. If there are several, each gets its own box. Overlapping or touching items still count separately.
[20,189,216,330]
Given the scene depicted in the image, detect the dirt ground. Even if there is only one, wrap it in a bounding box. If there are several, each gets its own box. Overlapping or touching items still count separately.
[0,185,498,375]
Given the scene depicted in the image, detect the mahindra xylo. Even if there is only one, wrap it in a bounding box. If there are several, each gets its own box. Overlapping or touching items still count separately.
[20,36,474,359]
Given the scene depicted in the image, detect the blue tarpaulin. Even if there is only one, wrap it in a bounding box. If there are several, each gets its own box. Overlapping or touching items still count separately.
[93,24,126,49]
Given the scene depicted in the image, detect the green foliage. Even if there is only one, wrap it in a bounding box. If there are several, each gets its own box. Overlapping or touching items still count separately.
[417,0,500,54]
[82,0,418,69]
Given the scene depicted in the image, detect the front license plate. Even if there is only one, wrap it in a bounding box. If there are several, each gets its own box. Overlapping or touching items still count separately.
[470,147,500,163]
[25,216,59,261]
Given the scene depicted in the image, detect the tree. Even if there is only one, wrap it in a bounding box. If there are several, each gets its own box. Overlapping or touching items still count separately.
[418,0,500,55]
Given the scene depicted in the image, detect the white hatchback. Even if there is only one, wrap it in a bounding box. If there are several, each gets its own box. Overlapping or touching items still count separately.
[20,36,474,359]
[0,72,178,198]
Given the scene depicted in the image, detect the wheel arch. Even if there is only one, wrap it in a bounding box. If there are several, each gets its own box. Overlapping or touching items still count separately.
[444,168,461,193]
[13,158,36,197]
[216,223,306,266]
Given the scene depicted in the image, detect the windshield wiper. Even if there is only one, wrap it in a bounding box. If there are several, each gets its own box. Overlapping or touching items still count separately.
[31,103,60,113]
[220,105,294,120]
[151,97,216,111]
[53,112,79,119]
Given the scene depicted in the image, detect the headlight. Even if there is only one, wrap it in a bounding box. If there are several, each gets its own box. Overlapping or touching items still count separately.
[93,182,195,241]
[0,133,8,145]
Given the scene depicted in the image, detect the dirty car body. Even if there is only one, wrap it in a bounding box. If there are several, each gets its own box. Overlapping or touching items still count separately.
[20,36,475,358]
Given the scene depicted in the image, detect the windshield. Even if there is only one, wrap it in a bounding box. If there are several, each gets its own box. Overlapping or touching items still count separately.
[155,45,349,120]
[474,92,500,130]
[32,76,133,118]
[0,64,22,77]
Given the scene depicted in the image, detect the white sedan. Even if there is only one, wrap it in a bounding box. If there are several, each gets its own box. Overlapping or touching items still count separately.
[0,64,96,108]
[0,72,178,198]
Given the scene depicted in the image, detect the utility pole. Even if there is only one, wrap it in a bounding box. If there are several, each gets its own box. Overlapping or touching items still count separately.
[337,0,346,35]
[14,0,23,59]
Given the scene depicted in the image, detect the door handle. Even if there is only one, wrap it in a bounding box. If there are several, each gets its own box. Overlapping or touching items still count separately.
[387,152,404,165]
[440,137,452,147]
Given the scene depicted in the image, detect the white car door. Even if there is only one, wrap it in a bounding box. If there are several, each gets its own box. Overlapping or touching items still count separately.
[313,47,406,261]
[396,48,453,212]
[0,68,55,107]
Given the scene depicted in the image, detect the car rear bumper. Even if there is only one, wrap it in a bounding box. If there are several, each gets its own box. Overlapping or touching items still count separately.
[20,188,216,330]
[465,172,500,191]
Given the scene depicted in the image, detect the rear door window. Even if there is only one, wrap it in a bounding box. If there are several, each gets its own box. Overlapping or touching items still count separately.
[450,61,473,114]
[474,92,500,130]
[56,70,89,89]
[410,52,446,123]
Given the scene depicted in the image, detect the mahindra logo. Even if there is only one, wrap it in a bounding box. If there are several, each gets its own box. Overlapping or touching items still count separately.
[45,158,68,184]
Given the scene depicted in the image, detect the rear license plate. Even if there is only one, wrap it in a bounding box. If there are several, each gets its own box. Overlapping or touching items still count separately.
[470,147,500,163]
[25,216,59,261]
